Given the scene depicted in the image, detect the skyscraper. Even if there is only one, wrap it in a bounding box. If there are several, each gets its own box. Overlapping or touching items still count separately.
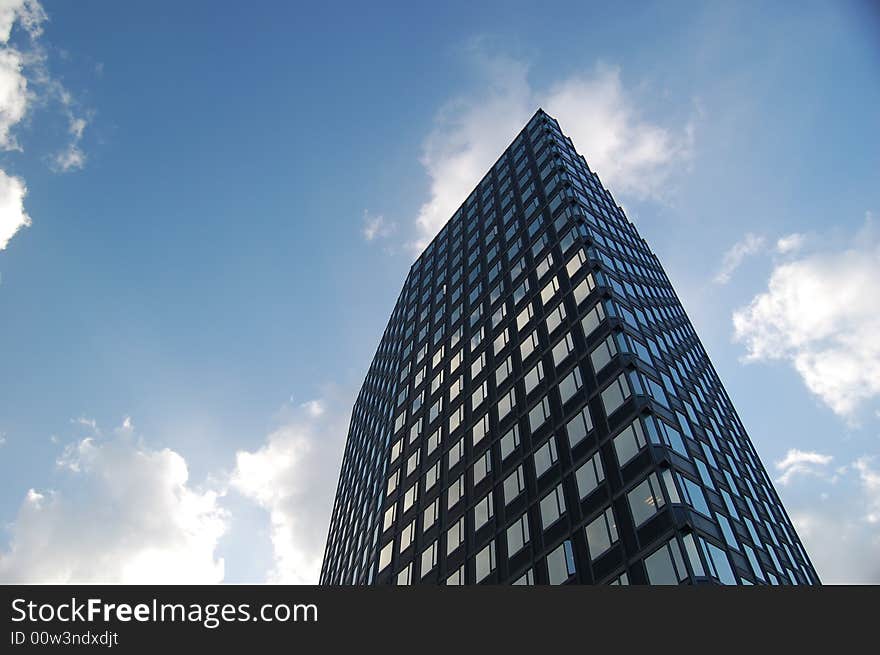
[320,109,819,586]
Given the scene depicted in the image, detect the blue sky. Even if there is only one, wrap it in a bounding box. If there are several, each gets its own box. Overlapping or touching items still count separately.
[0,0,878,583]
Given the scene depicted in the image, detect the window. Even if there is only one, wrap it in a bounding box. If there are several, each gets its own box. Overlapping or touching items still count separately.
[449,404,464,434]
[497,387,515,420]
[421,541,438,577]
[513,279,530,305]
[449,375,463,402]
[700,539,737,585]
[473,450,491,485]
[743,543,766,582]
[492,302,507,328]
[600,372,631,416]
[547,540,576,584]
[493,327,510,354]
[678,474,711,516]
[585,507,618,560]
[495,355,513,386]
[516,302,534,330]
[446,564,464,585]
[471,351,487,378]
[446,518,465,555]
[613,417,648,466]
[383,504,396,532]
[474,493,494,530]
[450,351,462,373]
[609,572,630,586]
[426,428,440,456]
[513,569,534,585]
[390,438,402,463]
[645,416,688,457]
[533,436,558,476]
[510,255,526,280]
[503,465,526,504]
[540,483,566,530]
[590,334,618,372]
[545,303,566,333]
[424,460,440,491]
[472,412,489,445]
[447,474,464,510]
[627,473,666,527]
[581,301,606,338]
[535,252,553,278]
[552,332,576,365]
[524,361,544,394]
[399,519,415,551]
[644,537,689,585]
[575,451,605,499]
[566,405,593,448]
[500,424,520,460]
[406,449,420,477]
[387,468,400,495]
[475,541,496,582]
[507,514,530,555]
[448,437,464,468]
[520,329,540,360]
[718,513,740,551]
[528,396,551,433]
[429,397,442,424]
[471,380,488,408]
[540,276,561,304]
[422,498,439,531]
[403,483,418,513]
[411,390,424,413]
[378,541,394,572]
[558,366,584,404]
[566,249,588,277]
[572,272,596,304]
[409,418,422,444]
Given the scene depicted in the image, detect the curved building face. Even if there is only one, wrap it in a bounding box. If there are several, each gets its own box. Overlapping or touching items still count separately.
[320,110,819,586]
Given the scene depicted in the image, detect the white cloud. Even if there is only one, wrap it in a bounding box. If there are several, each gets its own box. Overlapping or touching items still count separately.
[0,47,27,150]
[0,2,39,251]
[0,432,6,447]
[790,508,880,584]
[775,448,833,485]
[0,2,90,251]
[51,143,85,172]
[230,394,349,583]
[412,51,533,251]
[543,65,695,202]
[854,457,880,523]
[71,415,98,431]
[411,51,695,251]
[733,218,880,420]
[776,232,805,254]
[0,418,228,583]
[785,455,880,583]
[362,211,395,242]
[0,1,46,43]
[0,168,28,249]
[714,232,766,284]
[0,1,47,150]
[51,94,88,172]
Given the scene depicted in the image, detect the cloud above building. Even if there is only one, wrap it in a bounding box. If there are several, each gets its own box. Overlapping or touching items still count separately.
[411,48,696,251]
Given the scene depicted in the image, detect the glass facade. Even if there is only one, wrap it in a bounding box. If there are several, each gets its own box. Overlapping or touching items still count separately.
[319,109,819,586]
